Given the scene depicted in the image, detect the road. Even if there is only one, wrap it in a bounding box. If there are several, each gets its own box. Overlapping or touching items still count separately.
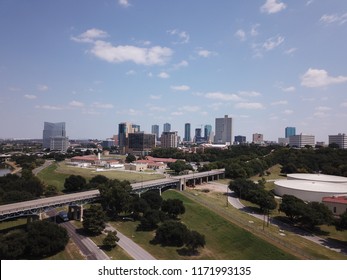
[105,224,156,260]
[47,210,109,260]
[32,160,53,176]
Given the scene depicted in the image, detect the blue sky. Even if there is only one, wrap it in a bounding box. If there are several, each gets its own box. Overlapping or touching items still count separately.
[1,0,346,142]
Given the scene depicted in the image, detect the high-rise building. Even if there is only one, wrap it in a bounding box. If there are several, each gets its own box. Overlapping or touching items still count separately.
[42,122,68,151]
[214,115,232,144]
[118,122,140,153]
[252,133,263,144]
[161,131,178,148]
[289,134,315,148]
[163,123,171,133]
[204,125,212,142]
[151,125,160,141]
[184,123,191,142]
[194,128,205,143]
[127,132,156,155]
[329,133,347,149]
[234,135,246,144]
[285,127,296,138]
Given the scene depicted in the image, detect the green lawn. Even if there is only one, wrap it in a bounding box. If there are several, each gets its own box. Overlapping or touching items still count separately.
[37,162,165,192]
[112,190,297,260]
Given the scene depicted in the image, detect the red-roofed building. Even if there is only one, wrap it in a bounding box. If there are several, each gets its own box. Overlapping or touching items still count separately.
[322,196,347,215]
[145,156,178,164]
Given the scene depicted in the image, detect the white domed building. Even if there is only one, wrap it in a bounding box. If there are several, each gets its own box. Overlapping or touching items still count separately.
[274,174,347,202]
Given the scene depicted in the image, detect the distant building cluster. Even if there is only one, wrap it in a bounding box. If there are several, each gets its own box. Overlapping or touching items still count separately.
[41,117,347,155]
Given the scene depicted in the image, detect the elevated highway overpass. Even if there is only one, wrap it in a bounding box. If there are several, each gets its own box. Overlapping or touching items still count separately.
[0,169,225,221]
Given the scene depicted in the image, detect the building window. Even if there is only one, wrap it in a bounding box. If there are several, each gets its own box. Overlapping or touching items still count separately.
[333,207,336,213]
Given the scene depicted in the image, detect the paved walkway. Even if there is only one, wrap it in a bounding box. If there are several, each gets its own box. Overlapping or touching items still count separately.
[105,224,156,260]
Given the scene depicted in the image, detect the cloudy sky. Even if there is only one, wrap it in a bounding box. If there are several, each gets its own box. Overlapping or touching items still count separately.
[1,0,346,142]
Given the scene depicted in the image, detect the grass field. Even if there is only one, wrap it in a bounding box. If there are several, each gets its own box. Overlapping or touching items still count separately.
[37,162,165,192]
[186,187,347,260]
[111,190,297,260]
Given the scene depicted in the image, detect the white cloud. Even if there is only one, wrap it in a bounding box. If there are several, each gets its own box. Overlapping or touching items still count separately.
[171,111,184,116]
[284,48,297,55]
[168,29,190,44]
[92,102,114,109]
[301,68,347,88]
[150,95,162,100]
[118,0,131,8]
[235,102,265,109]
[90,41,173,65]
[126,70,136,75]
[271,100,288,105]
[260,0,287,14]
[71,28,109,43]
[235,29,246,41]
[69,100,85,107]
[320,13,347,25]
[24,94,37,99]
[37,84,49,92]
[251,24,260,37]
[118,108,142,116]
[205,92,242,101]
[263,35,284,51]
[315,106,331,111]
[171,85,190,91]
[283,109,294,115]
[340,102,347,107]
[173,60,189,70]
[36,105,63,110]
[197,49,215,58]
[149,106,166,112]
[280,86,296,92]
[158,72,170,79]
[239,91,261,97]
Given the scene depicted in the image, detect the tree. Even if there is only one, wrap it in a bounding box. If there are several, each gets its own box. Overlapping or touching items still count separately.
[185,230,206,253]
[336,211,347,230]
[168,160,193,174]
[126,154,136,163]
[64,175,87,192]
[98,179,133,216]
[137,209,162,231]
[102,231,120,250]
[44,185,59,197]
[26,221,69,258]
[279,195,306,221]
[152,220,190,247]
[141,190,163,210]
[82,204,107,235]
[0,229,28,259]
[88,175,109,189]
[300,202,334,229]
[161,199,185,219]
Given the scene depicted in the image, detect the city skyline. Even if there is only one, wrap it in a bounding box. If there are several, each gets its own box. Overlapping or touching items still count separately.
[1,1,347,142]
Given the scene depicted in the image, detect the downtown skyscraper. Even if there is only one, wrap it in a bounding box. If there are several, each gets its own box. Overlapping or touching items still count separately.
[214,115,232,144]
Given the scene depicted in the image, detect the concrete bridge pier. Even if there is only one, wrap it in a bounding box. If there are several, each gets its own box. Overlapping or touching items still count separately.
[68,205,84,221]
[27,214,40,223]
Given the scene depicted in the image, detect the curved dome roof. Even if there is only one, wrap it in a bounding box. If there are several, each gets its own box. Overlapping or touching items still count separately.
[275,179,347,193]
[287,173,347,183]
